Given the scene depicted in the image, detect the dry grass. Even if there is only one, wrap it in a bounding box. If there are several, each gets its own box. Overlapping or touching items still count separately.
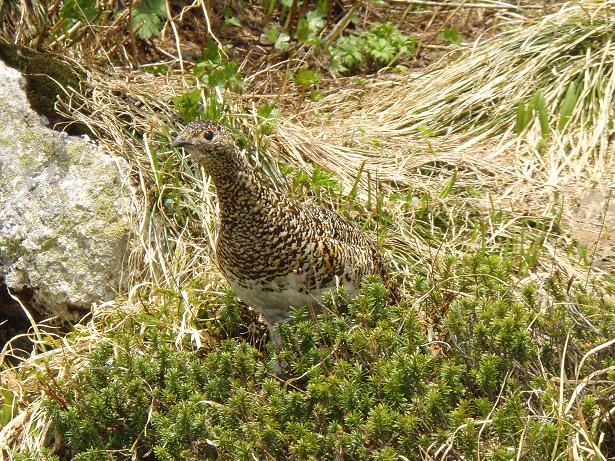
[271,0,615,272]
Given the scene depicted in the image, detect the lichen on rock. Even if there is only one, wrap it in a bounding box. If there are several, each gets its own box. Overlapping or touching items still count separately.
[0,59,133,319]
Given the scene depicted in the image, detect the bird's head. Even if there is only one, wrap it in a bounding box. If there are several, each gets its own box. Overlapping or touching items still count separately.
[172,120,236,165]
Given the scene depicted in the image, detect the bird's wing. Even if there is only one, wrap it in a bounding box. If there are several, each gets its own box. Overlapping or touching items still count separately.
[292,201,387,284]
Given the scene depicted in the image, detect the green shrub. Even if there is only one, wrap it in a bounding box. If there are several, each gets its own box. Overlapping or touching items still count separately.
[329,22,418,74]
[43,255,613,460]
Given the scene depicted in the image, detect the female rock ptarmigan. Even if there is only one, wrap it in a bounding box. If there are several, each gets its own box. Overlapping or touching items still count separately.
[173,120,392,337]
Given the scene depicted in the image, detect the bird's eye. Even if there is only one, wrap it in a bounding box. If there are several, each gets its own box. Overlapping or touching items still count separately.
[204,131,215,141]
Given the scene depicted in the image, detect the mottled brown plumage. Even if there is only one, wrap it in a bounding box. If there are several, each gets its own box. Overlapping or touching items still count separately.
[173,120,391,334]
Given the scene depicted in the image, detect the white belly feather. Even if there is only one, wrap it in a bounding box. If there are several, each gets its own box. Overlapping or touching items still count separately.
[229,271,360,324]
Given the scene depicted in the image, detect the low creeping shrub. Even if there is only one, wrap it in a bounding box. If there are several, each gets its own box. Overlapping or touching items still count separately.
[38,254,614,460]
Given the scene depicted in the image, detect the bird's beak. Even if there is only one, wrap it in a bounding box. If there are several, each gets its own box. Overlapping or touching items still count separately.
[171,134,191,148]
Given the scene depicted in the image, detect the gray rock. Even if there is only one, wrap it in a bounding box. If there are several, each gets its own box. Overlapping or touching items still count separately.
[0,59,132,319]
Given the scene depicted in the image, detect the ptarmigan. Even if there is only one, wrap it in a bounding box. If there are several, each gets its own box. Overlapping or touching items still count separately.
[172,120,392,338]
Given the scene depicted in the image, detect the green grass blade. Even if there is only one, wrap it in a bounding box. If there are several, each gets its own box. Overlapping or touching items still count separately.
[558,81,579,131]
[532,90,550,139]
[439,170,458,199]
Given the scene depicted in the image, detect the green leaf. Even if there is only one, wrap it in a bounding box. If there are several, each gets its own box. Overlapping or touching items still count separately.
[278,161,295,176]
[418,124,436,137]
[310,167,342,195]
[275,32,290,50]
[172,89,202,123]
[225,16,241,27]
[329,56,348,75]
[203,38,221,63]
[142,64,169,74]
[309,90,324,102]
[264,26,281,43]
[440,26,464,46]
[558,81,579,131]
[332,36,364,69]
[368,38,396,64]
[204,62,239,88]
[293,68,320,88]
[532,91,550,139]
[439,170,458,199]
[132,0,167,39]
[60,0,98,22]
[297,10,325,43]
[132,12,162,39]
[257,101,279,120]
[1,390,16,426]
[296,18,311,43]
[348,162,365,200]
[340,22,415,71]
[137,0,166,16]
[223,7,240,27]
[315,0,329,16]
[256,102,279,135]
[306,10,325,33]
[515,101,532,134]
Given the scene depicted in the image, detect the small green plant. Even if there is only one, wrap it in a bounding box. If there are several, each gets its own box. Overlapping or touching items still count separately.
[516,84,583,139]
[515,90,551,138]
[296,9,326,44]
[223,7,241,27]
[263,8,325,48]
[172,88,202,123]
[293,165,342,200]
[439,26,464,46]
[172,40,244,123]
[264,25,291,49]
[60,0,99,22]
[59,0,168,42]
[193,40,243,92]
[280,163,345,205]
[557,80,581,130]
[256,101,281,136]
[329,22,418,74]
[131,0,167,39]
[292,67,321,100]
[261,0,327,36]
